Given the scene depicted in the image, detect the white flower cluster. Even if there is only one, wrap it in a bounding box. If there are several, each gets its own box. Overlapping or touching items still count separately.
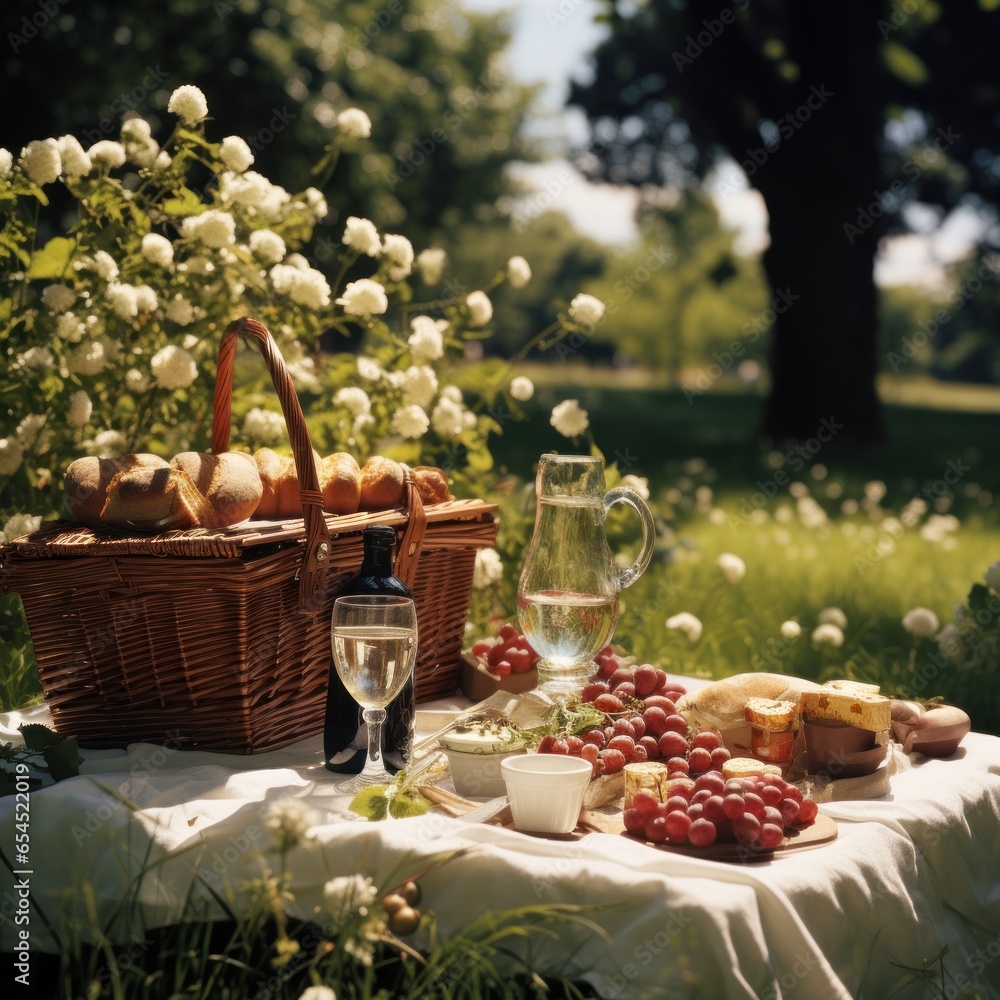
[323,874,378,922]
[249,229,285,263]
[141,233,174,268]
[550,399,589,438]
[333,387,371,417]
[337,279,388,318]
[167,85,208,125]
[336,107,372,139]
[408,315,444,361]
[391,404,430,439]
[666,612,702,643]
[264,797,321,854]
[466,290,493,327]
[416,247,446,284]
[219,135,254,172]
[150,344,198,390]
[181,210,236,249]
[568,293,605,327]
[902,607,940,638]
[715,552,746,584]
[381,233,413,281]
[270,263,331,309]
[509,376,534,401]
[242,407,286,446]
[343,216,381,256]
[472,547,504,589]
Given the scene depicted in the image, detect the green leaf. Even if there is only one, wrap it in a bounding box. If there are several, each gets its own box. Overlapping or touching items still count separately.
[882,42,929,85]
[18,723,63,751]
[968,583,990,614]
[388,790,431,819]
[161,187,206,217]
[27,236,76,280]
[348,785,389,821]
[42,740,83,782]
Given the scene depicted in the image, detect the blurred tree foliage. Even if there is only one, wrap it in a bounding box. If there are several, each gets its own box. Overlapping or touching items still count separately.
[2,0,537,248]
[571,0,1000,444]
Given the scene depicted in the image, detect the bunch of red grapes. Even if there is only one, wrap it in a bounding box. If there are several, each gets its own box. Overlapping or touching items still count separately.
[471,623,541,677]
[624,771,819,850]
[536,648,735,779]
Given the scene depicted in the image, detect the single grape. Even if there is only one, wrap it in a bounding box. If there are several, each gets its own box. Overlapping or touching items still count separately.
[688,747,713,773]
[686,803,704,821]
[631,744,649,762]
[702,795,726,824]
[657,731,688,758]
[643,695,677,714]
[632,790,659,817]
[694,772,726,795]
[614,682,637,699]
[549,738,569,755]
[667,757,690,776]
[796,799,819,825]
[593,693,626,713]
[665,794,689,813]
[690,788,712,805]
[780,798,800,826]
[645,815,669,843]
[664,714,689,736]
[624,807,648,836]
[607,735,636,756]
[580,743,599,765]
[743,792,766,819]
[499,622,518,641]
[762,806,784,829]
[723,794,746,820]
[633,664,659,698]
[492,661,512,677]
[582,728,606,748]
[760,784,783,807]
[710,747,731,770]
[638,735,660,759]
[688,818,718,847]
[566,735,584,755]
[757,823,785,850]
[732,813,761,845]
[608,667,634,689]
[691,731,723,752]
[600,749,627,773]
[664,810,693,844]
[613,718,637,739]
[629,715,647,739]
[471,639,491,658]
[643,707,670,738]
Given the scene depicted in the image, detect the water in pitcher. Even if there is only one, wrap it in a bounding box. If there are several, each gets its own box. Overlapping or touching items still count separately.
[517,590,618,665]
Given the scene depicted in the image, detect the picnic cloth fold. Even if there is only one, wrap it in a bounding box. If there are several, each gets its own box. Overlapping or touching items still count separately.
[2,698,999,999]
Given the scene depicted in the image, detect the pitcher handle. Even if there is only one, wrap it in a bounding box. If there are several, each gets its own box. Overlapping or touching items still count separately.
[603,487,655,590]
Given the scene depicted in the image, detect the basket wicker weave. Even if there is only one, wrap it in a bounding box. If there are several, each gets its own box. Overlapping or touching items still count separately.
[0,318,497,752]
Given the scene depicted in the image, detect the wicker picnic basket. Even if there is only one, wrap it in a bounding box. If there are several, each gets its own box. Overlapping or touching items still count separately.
[0,317,497,752]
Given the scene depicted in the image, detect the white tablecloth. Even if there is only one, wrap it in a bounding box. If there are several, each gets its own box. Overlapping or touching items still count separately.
[2,689,999,999]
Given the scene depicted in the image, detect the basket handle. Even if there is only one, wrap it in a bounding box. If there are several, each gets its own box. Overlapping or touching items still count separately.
[394,472,428,591]
[212,316,330,615]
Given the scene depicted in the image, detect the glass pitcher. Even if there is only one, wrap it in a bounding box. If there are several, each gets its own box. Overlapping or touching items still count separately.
[517,454,655,696]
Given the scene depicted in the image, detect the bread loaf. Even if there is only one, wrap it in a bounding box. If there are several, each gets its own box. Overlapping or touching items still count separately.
[411,465,453,505]
[320,452,361,515]
[253,448,299,519]
[676,673,824,732]
[100,465,216,531]
[171,451,262,528]
[358,455,406,511]
[64,454,169,525]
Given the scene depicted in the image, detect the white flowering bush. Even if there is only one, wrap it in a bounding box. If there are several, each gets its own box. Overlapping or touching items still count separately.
[0,85,603,529]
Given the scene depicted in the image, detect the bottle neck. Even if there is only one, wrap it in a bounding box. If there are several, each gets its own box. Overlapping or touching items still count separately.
[360,542,395,577]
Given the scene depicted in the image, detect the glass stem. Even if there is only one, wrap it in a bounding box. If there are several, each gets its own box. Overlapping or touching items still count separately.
[360,707,387,781]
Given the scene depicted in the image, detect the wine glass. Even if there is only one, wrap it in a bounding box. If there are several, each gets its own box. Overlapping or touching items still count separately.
[330,595,418,794]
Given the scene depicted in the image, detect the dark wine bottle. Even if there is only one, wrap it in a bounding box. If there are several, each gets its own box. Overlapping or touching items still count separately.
[324,525,415,774]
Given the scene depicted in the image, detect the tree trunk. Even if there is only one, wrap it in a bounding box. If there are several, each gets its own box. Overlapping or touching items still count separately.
[759,179,885,446]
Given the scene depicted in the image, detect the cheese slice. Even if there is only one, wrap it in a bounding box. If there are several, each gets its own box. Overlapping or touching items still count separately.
[722,757,765,780]
[744,697,799,732]
[824,679,881,697]
[800,689,890,732]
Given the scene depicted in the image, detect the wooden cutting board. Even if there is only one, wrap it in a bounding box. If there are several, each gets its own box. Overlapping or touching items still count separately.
[580,810,838,862]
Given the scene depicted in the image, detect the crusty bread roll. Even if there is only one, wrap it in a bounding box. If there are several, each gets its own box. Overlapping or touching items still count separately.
[676,673,824,732]
[100,465,215,531]
[358,456,406,511]
[253,448,326,518]
[320,452,361,515]
[171,451,262,528]
[64,454,169,525]
[411,465,453,505]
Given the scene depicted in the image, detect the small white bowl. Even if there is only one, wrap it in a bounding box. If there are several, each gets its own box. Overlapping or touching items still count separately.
[501,755,592,834]
[443,746,525,798]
